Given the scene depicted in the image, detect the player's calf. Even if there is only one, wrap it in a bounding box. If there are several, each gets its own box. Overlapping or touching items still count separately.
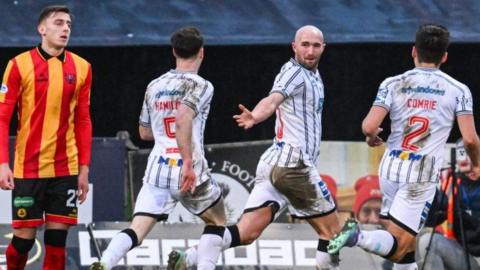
[6,235,35,269]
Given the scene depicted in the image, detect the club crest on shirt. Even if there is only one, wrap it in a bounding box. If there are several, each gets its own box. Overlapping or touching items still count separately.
[0,83,8,94]
[65,73,76,84]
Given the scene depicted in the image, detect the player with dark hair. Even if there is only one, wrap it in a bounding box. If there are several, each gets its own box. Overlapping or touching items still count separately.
[0,5,92,269]
[328,23,480,270]
[90,26,226,270]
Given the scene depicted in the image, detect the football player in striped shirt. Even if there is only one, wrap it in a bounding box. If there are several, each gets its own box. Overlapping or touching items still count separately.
[0,5,92,270]
[328,24,480,270]
[169,25,342,270]
[90,27,226,270]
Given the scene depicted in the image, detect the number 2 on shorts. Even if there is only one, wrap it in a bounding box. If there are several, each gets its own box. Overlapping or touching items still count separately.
[66,189,78,207]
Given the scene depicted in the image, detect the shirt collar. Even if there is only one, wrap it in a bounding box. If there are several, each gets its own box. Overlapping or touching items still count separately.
[290,58,319,76]
[414,66,439,72]
[36,44,66,62]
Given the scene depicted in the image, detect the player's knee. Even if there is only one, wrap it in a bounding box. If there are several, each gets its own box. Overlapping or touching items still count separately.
[122,228,140,249]
[11,235,36,254]
[44,229,68,247]
[395,251,416,265]
[202,225,225,238]
[388,239,412,262]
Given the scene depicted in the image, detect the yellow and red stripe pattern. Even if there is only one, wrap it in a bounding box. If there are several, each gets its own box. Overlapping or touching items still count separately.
[0,47,92,178]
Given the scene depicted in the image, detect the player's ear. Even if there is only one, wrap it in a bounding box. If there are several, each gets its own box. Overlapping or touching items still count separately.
[172,48,178,58]
[198,47,204,60]
[440,52,448,64]
[411,46,416,59]
[38,24,46,36]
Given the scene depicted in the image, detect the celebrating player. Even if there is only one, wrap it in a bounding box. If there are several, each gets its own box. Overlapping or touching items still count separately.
[328,23,480,270]
[168,25,342,270]
[89,26,226,270]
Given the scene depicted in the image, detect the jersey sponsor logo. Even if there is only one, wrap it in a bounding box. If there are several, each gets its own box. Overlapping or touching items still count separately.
[316,98,324,113]
[155,89,185,98]
[418,201,432,230]
[158,156,183,167]
[166,147,180,154]
[456,96,473,107]
[407,98,437,110]
[374,87,388,103]
[401,86,445,96]
[389,149,423,161]
[318,180,332,202]
[17,208,27,218]
[13,196,34,207]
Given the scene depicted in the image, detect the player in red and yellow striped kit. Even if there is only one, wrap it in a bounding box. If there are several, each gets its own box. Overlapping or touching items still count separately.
[0,5,92,270]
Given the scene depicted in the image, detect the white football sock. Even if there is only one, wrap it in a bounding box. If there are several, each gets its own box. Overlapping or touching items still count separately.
[101,232,133,269]
[316,251,340,270]
[357,230,395,256]
[394,262,418,270]
[197,233,223,270]
[184,246,197,267]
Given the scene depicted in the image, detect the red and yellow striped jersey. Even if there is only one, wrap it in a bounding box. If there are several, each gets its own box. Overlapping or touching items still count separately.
[0,46,92,178]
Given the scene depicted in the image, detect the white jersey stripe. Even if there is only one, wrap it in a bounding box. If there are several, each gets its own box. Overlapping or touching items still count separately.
[386,156,394,180]
[302,87,309,156]
[146,155,157,182]
[264,58,324,167]
[416,156,426,183]
[283,68,302,90]
[395,160,403,182]
[154,163,162,187]
[405,160,414,183]
[166,167,173,188]
[140,70,214,189]
[375,67,473,183]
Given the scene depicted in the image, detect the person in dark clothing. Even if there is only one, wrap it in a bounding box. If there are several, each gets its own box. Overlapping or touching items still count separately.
[417,140,480,270]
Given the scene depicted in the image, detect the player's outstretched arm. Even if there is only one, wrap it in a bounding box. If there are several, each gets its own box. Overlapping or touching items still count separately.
[233,92,284,129]
[457,114,480,179]
[362,106,388,147]
[176,104,197,193]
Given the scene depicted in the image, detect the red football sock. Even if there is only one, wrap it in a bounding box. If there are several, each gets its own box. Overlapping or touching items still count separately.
[42,245,65,270]
[6,243,28,270]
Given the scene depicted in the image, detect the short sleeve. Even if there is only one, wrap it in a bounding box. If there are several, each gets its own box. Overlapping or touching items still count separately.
[181,79,213,115]
[270,66,305,98]
[456,86,473,116]
[373,79,393,111]
[0,59,21,105]
[139,91,151,127]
